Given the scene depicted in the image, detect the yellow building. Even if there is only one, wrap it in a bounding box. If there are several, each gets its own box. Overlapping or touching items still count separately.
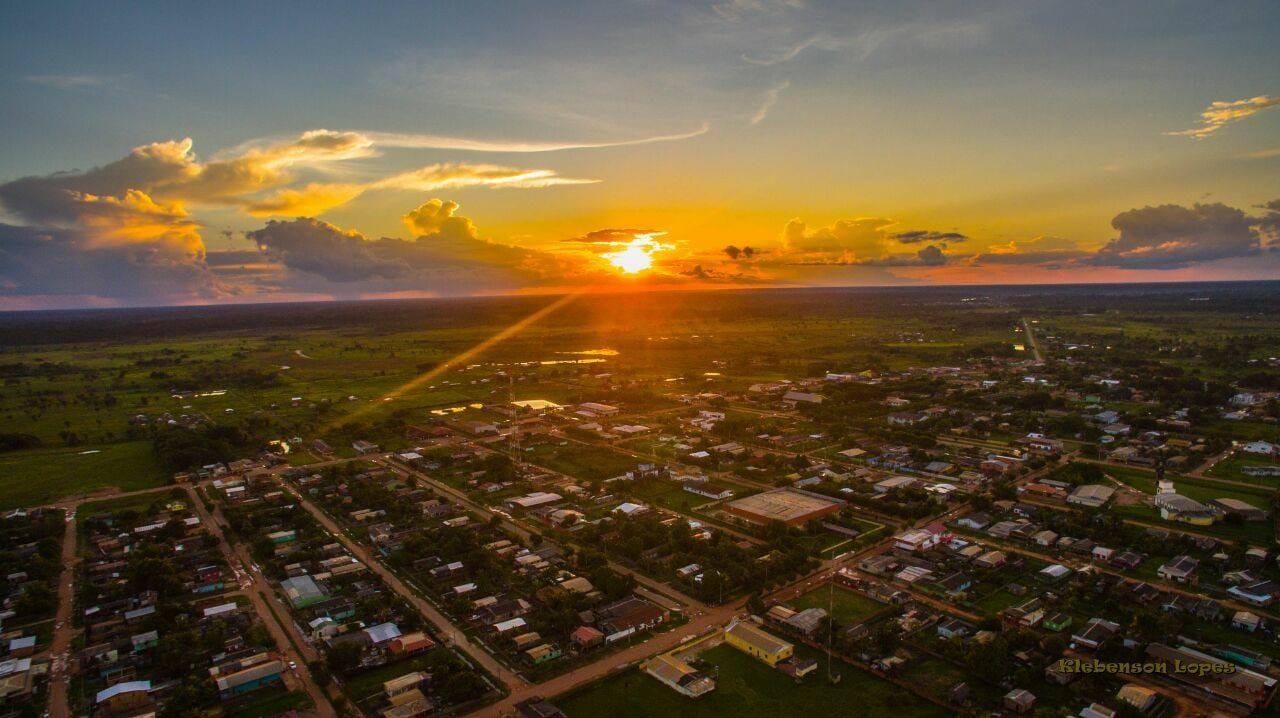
[725,620,793,667]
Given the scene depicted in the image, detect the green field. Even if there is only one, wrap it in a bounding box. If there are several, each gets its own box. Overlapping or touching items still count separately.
[0,441,167,509]
[789,585,887,625]
[559,644,947,718]
[1092,464,1277,544]
[527,441,640,482]
[1205,453,1280,488]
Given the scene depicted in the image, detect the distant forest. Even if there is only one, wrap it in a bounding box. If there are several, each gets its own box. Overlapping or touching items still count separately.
[2,281,1278,346]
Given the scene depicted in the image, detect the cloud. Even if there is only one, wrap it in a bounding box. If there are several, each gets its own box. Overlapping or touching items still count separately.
[967,236,1087,268]
[365,123,709,153]
[1091,202,1261,269]
[402,198,480,240]
[781,216,894,257]
[246,200,589,294]
[0,223,223,301]
[244,183,366,217]
[247,218,409,283]
[712,0,804,22]
[723,245,758,260]
[564,228,663,246]
[742,34,838,66]
[374,163,597,192]
[890,229,968,244]
[1166,95,1280,139]
[24,74,122,89]
[749,81,790,125]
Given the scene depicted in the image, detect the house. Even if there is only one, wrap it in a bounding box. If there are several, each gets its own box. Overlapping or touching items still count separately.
[936,617,973,639]
[683,482,733,500]
[1228,579,1279,607]
[570,625,604,651]
[887,412,925,426]
[893,529,941,552]
[644,653,716,698]
[515,698,567,718]
[1157,555,1199,583]
[974,550,1007,569]
[1003,688,1036,714]
[596,596,666,641]
[1116,684,1158,711]
[1232,610,1263,633]
[352,440,380,454]
[725,620,793,667]
[1079,704,1117,718]
[1072,618,1120,650]
[955,513,991,530]
[389,632,436,656]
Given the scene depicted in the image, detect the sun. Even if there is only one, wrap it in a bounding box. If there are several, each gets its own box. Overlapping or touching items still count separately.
[606,242,655,273]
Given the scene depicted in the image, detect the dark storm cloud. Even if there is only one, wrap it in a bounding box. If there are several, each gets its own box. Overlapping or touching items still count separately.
[1091,202,1261,269]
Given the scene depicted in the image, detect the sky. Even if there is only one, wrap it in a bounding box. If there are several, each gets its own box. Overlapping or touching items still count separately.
[1,0,1278,309]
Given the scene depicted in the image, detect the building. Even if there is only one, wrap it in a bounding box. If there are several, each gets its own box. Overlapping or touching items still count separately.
[506,492,563,510]
[1145,643,1276,711]
[578,402,620,416]
[1116,684,1158,711]
[1208,498,1268,521]
[1155,493,1218,525]
[1067,484,1115,508]
[724,488,844,527]
[725,619,793,667]
[1157,555,1200,583]
[893,528,942,552]
[644,653,716,698]
[1003,688,1036,714]
[515,698,567,718]
[280,575,327,608]
[1072,618,1120,651]
[215,660,284,699]
[782,390,824,406]
[1228,579,1279,606]
[95,681,152,715]
[683,481,734,500]
[596,596,667,642]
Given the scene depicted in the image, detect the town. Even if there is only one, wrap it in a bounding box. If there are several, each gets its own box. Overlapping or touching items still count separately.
[1,284,1279,718]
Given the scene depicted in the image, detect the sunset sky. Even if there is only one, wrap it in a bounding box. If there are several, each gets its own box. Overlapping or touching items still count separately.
[1,1,1279,308]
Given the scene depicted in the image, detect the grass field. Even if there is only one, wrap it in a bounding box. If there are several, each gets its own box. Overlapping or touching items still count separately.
[1094,464,1277,544]
[0,441,167,509]
[1205,453,1280,488]
[789,585,887,625]
[527,441,640,482]
[559,644,947,718]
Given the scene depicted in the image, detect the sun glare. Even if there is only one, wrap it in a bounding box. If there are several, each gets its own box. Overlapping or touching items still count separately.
[607,243,654,273]
[604,233,668,274]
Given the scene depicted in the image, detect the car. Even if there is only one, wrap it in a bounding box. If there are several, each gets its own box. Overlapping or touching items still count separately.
[288,661,297,669]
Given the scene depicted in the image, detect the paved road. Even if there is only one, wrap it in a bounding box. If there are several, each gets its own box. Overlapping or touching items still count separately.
[271,476,529,691]
[185,485,338,717]
[1022,317,1044,363]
